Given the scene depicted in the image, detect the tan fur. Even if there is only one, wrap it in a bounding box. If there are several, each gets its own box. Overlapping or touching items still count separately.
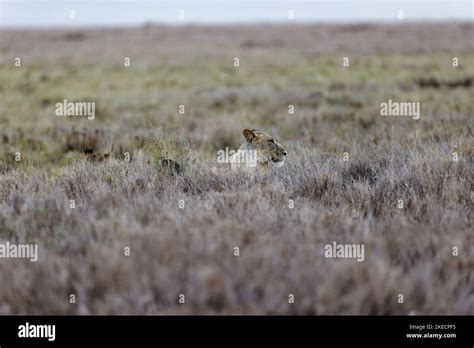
[230,129,287,172]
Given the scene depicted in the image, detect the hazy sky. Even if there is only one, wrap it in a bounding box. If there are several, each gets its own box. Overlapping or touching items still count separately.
[1,0,473,27]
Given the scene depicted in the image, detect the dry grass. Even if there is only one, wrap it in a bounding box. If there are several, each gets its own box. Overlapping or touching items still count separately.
[0,23,473,314]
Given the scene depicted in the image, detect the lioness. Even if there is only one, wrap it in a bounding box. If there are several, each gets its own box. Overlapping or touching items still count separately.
[230,128,287,171]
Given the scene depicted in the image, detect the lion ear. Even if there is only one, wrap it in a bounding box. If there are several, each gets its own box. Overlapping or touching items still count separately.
[243,128,256,142]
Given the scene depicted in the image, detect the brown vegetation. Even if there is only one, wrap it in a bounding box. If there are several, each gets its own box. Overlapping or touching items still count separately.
[0,23,472,314]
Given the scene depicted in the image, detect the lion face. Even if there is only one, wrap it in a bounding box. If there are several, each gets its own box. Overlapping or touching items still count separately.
[242,128,287,167]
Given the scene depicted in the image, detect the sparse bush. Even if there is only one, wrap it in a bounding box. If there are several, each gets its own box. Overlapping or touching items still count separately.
[0,23,472,315]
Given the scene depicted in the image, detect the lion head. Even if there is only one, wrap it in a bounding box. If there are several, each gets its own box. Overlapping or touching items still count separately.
[242,128,287,168]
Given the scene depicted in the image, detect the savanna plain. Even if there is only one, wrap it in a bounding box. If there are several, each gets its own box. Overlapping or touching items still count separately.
[0,23,473,314]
